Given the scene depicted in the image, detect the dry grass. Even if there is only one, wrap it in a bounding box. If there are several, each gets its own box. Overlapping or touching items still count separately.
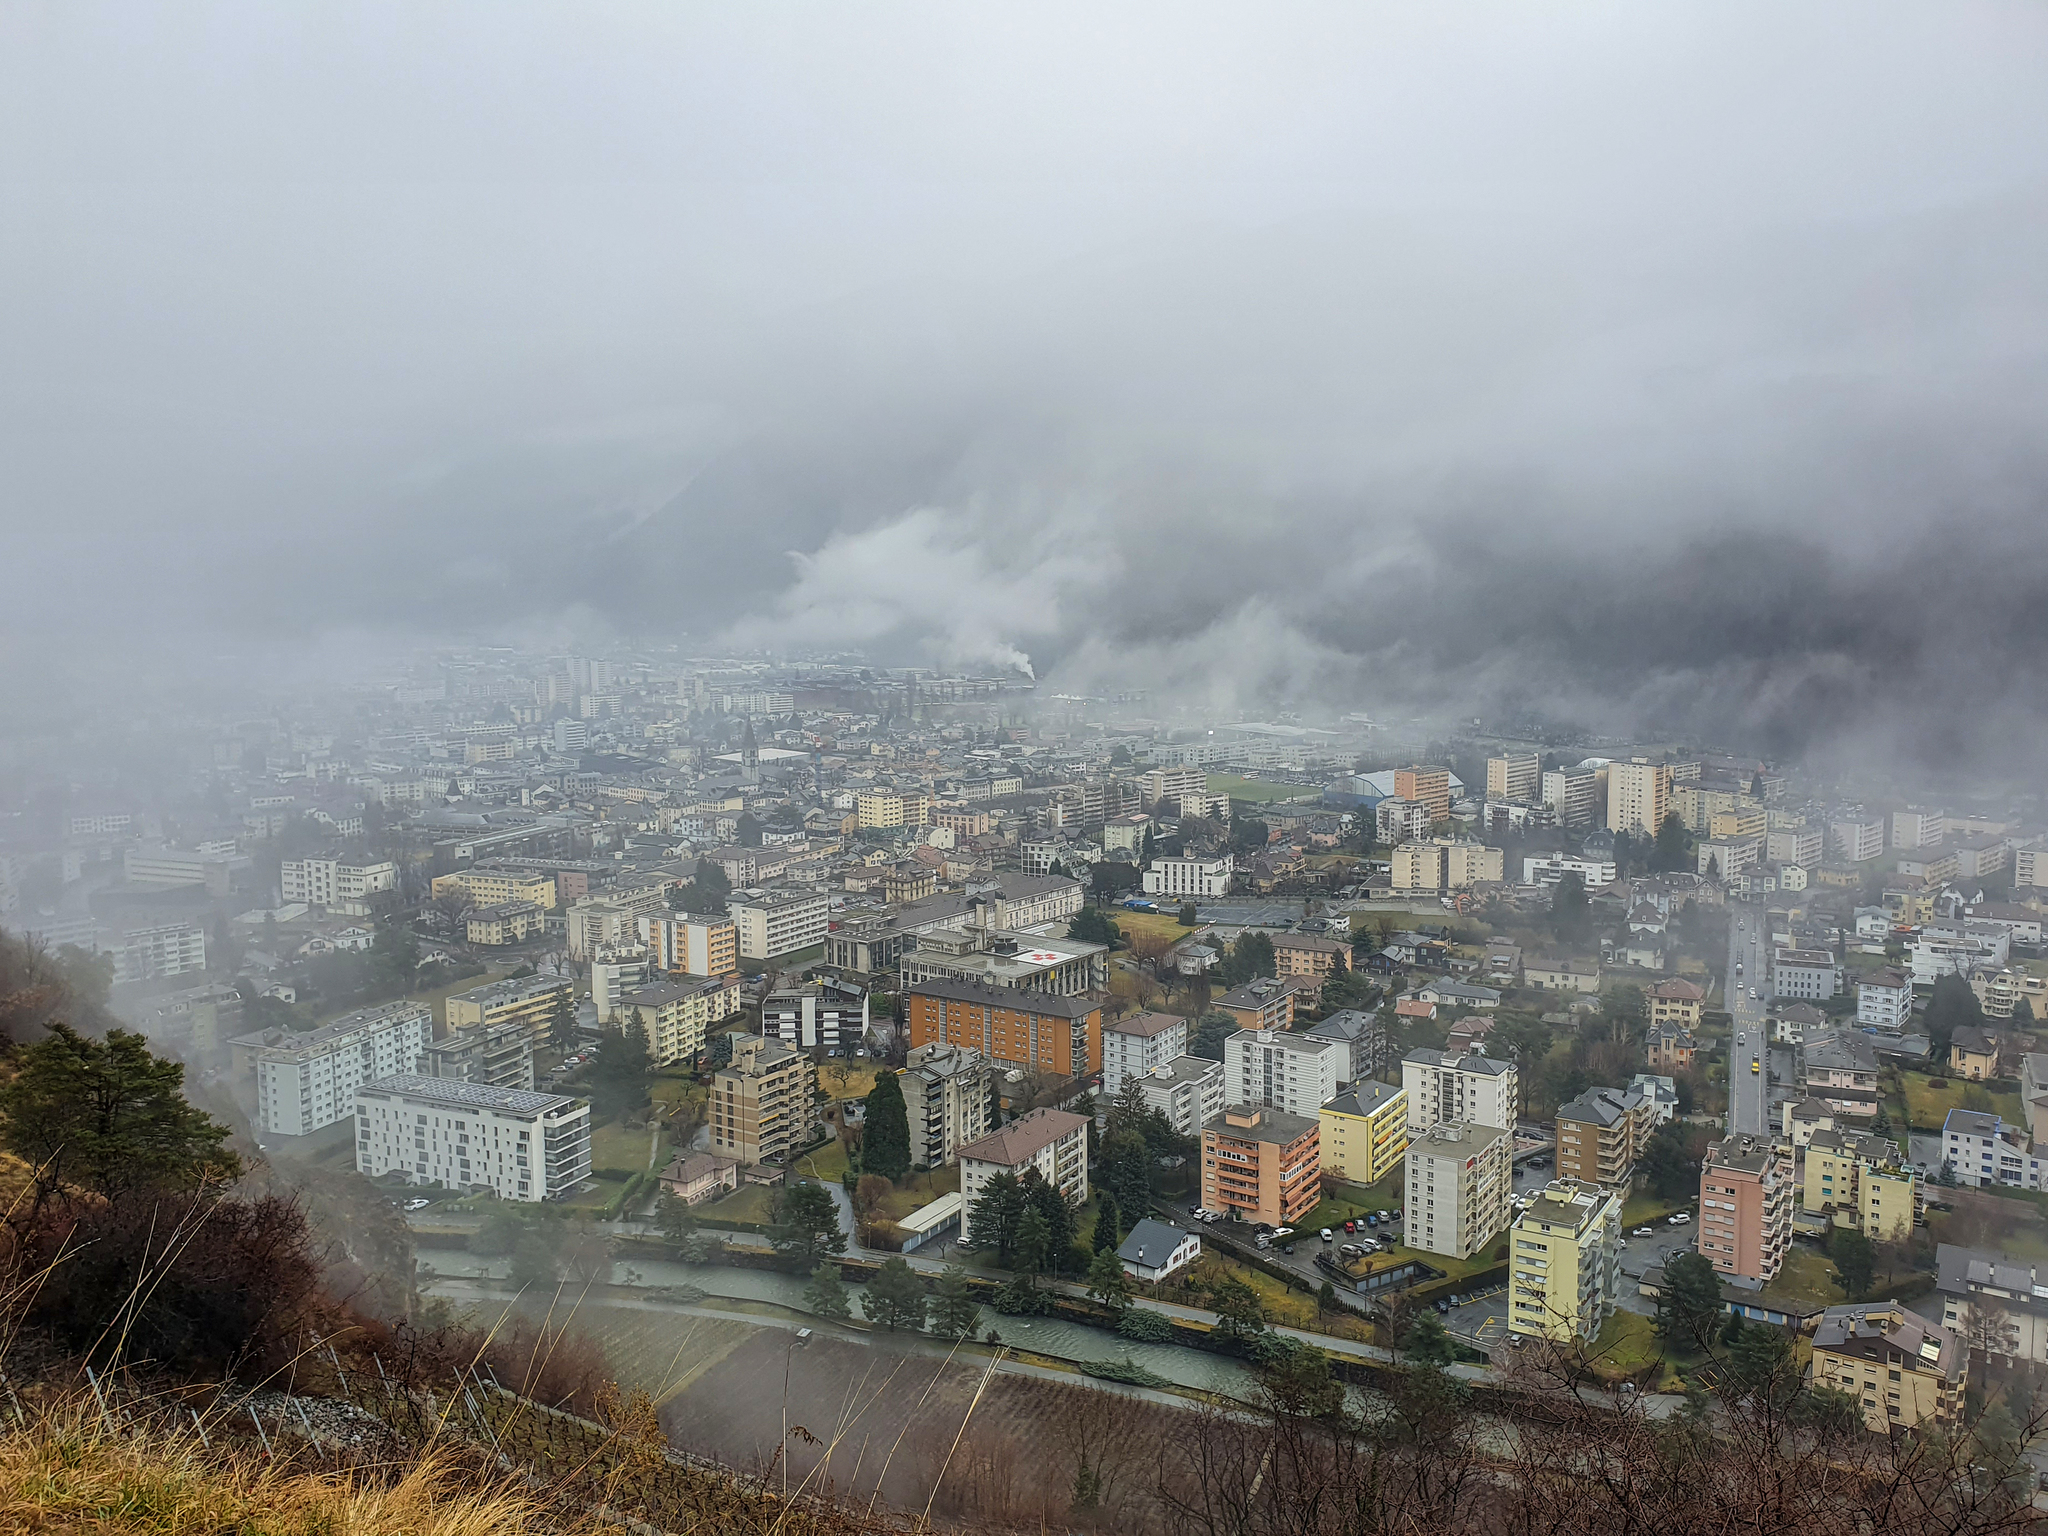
[0,1403,584,1536]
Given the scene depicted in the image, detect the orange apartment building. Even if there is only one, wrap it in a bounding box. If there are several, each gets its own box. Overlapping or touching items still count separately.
[905,977,1103,1080]
[1394,766,1452,824]
[1697,1133,1794,1284]
[1201,1104,1321,1227]
[1270,932,1351,1000]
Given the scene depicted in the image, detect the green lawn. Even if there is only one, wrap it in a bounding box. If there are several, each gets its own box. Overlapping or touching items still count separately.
[793,1138,849,1184]
[873,1164,961,1221]
[590,1120,658,1174]
[1899,1071,2018,1131]
[559,1172,630,1210]
[1207,774,1318,804]
[1621,1191,1690,1229]
[1756,1244,1844,1311]
[699,1183,777,1225]
[1584,1309,1664,1383]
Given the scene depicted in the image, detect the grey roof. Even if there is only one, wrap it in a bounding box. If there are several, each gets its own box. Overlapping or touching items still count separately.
[1107,1010,1187,1040]
[1811,1302,1962,1380]
[1936,1243,2045,1307]
[1804,1032,1878,1072]
[358,1074,580,1116]
[1305,1010,1380,1044]
[1326,1081,1402,1119]
[1404,1047,1514,1078]
[1558,1083,1645,1128]
[902,975,1098,1018]
[1943,1107,2004,1138]
[1116,1217,1194,1269]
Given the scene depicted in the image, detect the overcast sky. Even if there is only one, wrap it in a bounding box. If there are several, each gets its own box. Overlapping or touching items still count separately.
[4,4,2047,770]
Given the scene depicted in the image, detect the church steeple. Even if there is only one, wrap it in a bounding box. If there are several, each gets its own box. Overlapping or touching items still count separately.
[740,718,759,784]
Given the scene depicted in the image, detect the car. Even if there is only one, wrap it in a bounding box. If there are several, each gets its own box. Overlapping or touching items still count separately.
[1359,1238,1382,1254]
[1632,1226,1654,1237]
[1254,1222,1275,1234]
[1752,1058,1761,1074]
[1340,1243,1364,1258]
[1750,988,1759,1000]
[1365,1213,1377,1228]
[1344,1220,1356,1234]
[1668,1212,1692,1225]
[1272,1226,1294,1239]
[1281,1244,1295,1256]
[1435,1299,1450,1314]
[1321,1228,1335,1242]
[1393,1207,1403,1221]
[404,1198,430,1211]
[1190,1204,1207,1218]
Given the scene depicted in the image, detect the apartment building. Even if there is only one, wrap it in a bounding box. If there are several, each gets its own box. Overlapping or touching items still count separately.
[1606,760,1672,838]
[109,924,208,984]
[1941,1108,2048,1190]
[1541,768,1600,828]
[1392,841,1447,894]
[1269,932,1349,1000]
[1404,1121,1512,1260]
[1393,766,1451,823]
[1224,1028,1345,1119]
[727,888,831,960]
[239,1000,432,1137]
[1935,1243,2048,1366]
[902,1042,994,1169]
[446,973,572,1042]
[1302,1009,1389,1084]
[1697,1134,1793,1284]
[1890,808,1947,850]
[1102,1010,1189,1099]
[1708,808,1769,843]
[1401,1048,1518,1135]
[1214,977,1304,1033]
[421,1020,535,1092]
[1831,817,1887,864]
[1645,976,1706,1030]
[962,1107,1091,1233]
[905,977,1103,1079]
[1857,968,1912,1032]
[566,885,669,959]
[617,974,740,1067]
[1142,853,1234,899]
[354,1075,592,1201]
[646,914,739,978]
[1486,753,1540,804]
[2017,843,2048,889]
[1803,1128,1920,1242]
[761,982,865,1053]
[1555,1083,1655,1188]
[1802,1031,1881,1118]
[897,926,1107,997]
[430,867,555,912]
[1135,1055,1226,1137]
[1507,1179,1624,1343]
[1644,1025,1698,1074]
[856,788,931,830]
[1375,796,1431,844]
[286,854,399,912]
[1522,854,1617,888]
[1773,947,1842,1001]
[1811,1303,1965,1433]
[1319,1081,1409,1185]
[467,902,543,945]
[1201,1104,1321,1228]
[1766,827,1824,868]
[709,1036,818,1166]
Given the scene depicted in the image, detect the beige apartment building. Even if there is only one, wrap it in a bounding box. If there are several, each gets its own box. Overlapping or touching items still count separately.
[1201,1104,1322,1228]
[1697,1134,1793,1284]
[1486,753,1540,804]
[1392,838,1503,893]
[614,974,741,1069]
[1508,1179,1624,1343]
[646,914,739,978]
[1394,766,1452,823]
[1803,1128,1920,1242]
[1811,1303,1966,1432]
[708,1036,818,1166]
[432,867,558,911]
[446,973,571,1041]
[1606,759,1673,838]
[1405,1121,1512,1260]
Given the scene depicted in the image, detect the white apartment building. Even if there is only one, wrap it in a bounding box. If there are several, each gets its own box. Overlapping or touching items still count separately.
[760,982,866,1052]
[1698,837,1761,879]
[566,885,669,960]
[1858,968,1913,1032]
[1541,769,1600,828]
[961,1108,1091,1238]
[1102,1010,1189,1099]
[1766,828,1823,868]
[1486,753,1541,803]
[1137,765,1209,804]
[2016,843,2047,890]
[244,1000,431,1137]
[110,923,208,984]
[1136,1055,1226,1137]
[1891,808,1947,850]
[1831,817,1886,863]
[616,974,740,1067]
[1405,1121,1512,1260]
[728,888,831,960]
[354,1075,592,1201]
[1376,797,1433,845]
[1142,854,1233,900]
[1401,1048,1519,1135]
[1225,1028,1345,1119]
[903,1041,994,1169]
[1773,948,1842,1001]
[280,854,398,913]
[1521,854,1617,888]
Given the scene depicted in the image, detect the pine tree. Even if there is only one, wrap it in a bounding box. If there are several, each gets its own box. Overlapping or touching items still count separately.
[548,985,578,1049]
[1015,1205,1053,1276]
[860,1256,927,1332]
[929,1264,980,1339]
[1093,1192,1122,1254]
[967,1170,1025,1261]
[804,1260,852,1320]
[1086,1249,1131,1311]
[861,1069,912,1183]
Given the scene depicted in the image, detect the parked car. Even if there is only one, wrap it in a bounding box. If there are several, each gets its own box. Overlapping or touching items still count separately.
[1359,1238,1381,1254]
[1321,1228,1335,1242]
[404,1198,430,1211]
[1340,1243,1364,1258]
[1668,1212,1692,1225]
[1281,1244,1295,1256]
[1435,1299,1450,1314]
[1272,1226,1294,1239]
[1632,1226,1654,1237]
[1365,1214,1378,1228]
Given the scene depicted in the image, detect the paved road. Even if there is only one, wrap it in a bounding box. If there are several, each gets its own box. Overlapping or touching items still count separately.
[1726,902,1770,1137]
